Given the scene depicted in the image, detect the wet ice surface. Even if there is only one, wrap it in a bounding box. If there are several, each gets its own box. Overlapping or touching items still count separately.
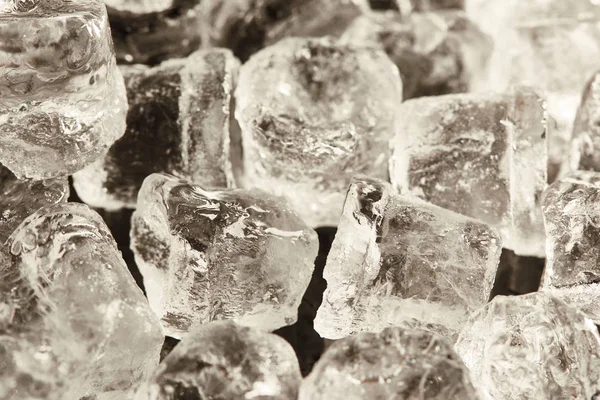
[130,173,319,338]
[569,70,600,172]
[105,0,203,65]
[73,49,238,210]
[455,292,600,400]
[341,10,492,99]
[0,203,163,400]
[390,87,548,256]
[133,321,301,400]
[0,0,127,179]
[300,327,480,400]
[314,177,501,341]
[236,37,402,227]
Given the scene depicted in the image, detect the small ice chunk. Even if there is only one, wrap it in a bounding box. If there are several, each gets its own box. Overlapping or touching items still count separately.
[236,37,402,227]
[341,10,492,99]
[200,0,368,62]
[134,320,302,400]
[314,177,501,341]
[455,292,600,399]
[73,49,238,210]
[300,327,480,400]
[390,87,548,256]
[0,0,127,179]
[105,0,203,64]
[130,173,319,338]
[0,203,164,400]
[569,70,600,171]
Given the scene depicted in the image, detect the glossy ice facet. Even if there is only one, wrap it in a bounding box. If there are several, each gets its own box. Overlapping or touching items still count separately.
[236,37,402,227]
[130,173,319,338]
[314,177,501,341]
[569,70,600,172]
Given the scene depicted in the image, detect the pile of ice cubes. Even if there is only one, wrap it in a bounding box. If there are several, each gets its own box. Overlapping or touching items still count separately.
[2,0,600,398]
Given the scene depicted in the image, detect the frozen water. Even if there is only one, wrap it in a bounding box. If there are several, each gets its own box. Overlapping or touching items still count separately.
[455,292,600,400]
[569,70,600,171]
[130,173,319,338]
[300,327,480,400]
[0,0,127,179]
[236,37,402,227]
[200,0,368,62]
[368,0,463,12]
[390,87,548,256]
[133,321,301,400]
[73,49,238,210]
[314,177,501,341]
[341,10,492,99]
[0,203,164,400]
[105,0,203,64]
[466,0,600,178]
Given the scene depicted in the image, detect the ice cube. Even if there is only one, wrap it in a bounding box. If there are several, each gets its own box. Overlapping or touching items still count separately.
[300,327,480,400]
[236,37,402,227]
[105,0,203,64]
[0,0,127,179]
[455,292,600,399]
[341,10,492,99]
[569,70,600,171]
[314,177,502,341]
[73,49,238,210]
[0,203,164,400]
[200,0,368,62]
[130,172,319,338]
[134,321,301,400]
[466,0,600,180]
[390,87,548,256]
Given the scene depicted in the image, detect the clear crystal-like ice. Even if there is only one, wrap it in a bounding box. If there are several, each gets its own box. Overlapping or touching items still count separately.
[130,172,319,338]
[0,0,127,179]
[341,10,492,99]
[466,0,600,179]
[390,87,548,256]
[300,327,480,400]
[0,203,164,400]
[455,292,600,400]
[133,321,301,400]
[200,0,367,62]
[236,37,402,227]
[105,0,203,64]
[314,177,501,341]
[569,70,600,172]
[74,49,238,210]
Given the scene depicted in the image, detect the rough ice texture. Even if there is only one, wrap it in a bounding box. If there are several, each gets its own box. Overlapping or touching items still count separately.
[300,327,480,400]
[130,173,319,338]
[455,292,600,400]
[390,87,548,256]
[236,37,402,227]
[105,0,203,65]
[466,0,600,178]
[200,0,368,62]
[0,0,127,179]
[314,177,501,341]
[0,203,163,400]
[73,49,238,210]
[341,10,492,99]
[570,70,600,171]
[133,321,301,400]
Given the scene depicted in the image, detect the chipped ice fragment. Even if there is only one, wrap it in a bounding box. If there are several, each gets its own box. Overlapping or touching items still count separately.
[569,70,600,172]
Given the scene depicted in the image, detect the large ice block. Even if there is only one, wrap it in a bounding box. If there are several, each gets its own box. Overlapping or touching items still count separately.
[200,0,367,62]
[390,87,548,256]
[105,0,203,64]
[300,327,480,400]
[73,49,238,210]
[314,177,501,341]
[236,37,402,227]
[466,0,600,179]
[0,0,127,179]
[455,292,600,399]
[134,321,301,400]
[130,173,319,338]
[569,70,600,171]
[0,203,164,400]
[341,10,492,99]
